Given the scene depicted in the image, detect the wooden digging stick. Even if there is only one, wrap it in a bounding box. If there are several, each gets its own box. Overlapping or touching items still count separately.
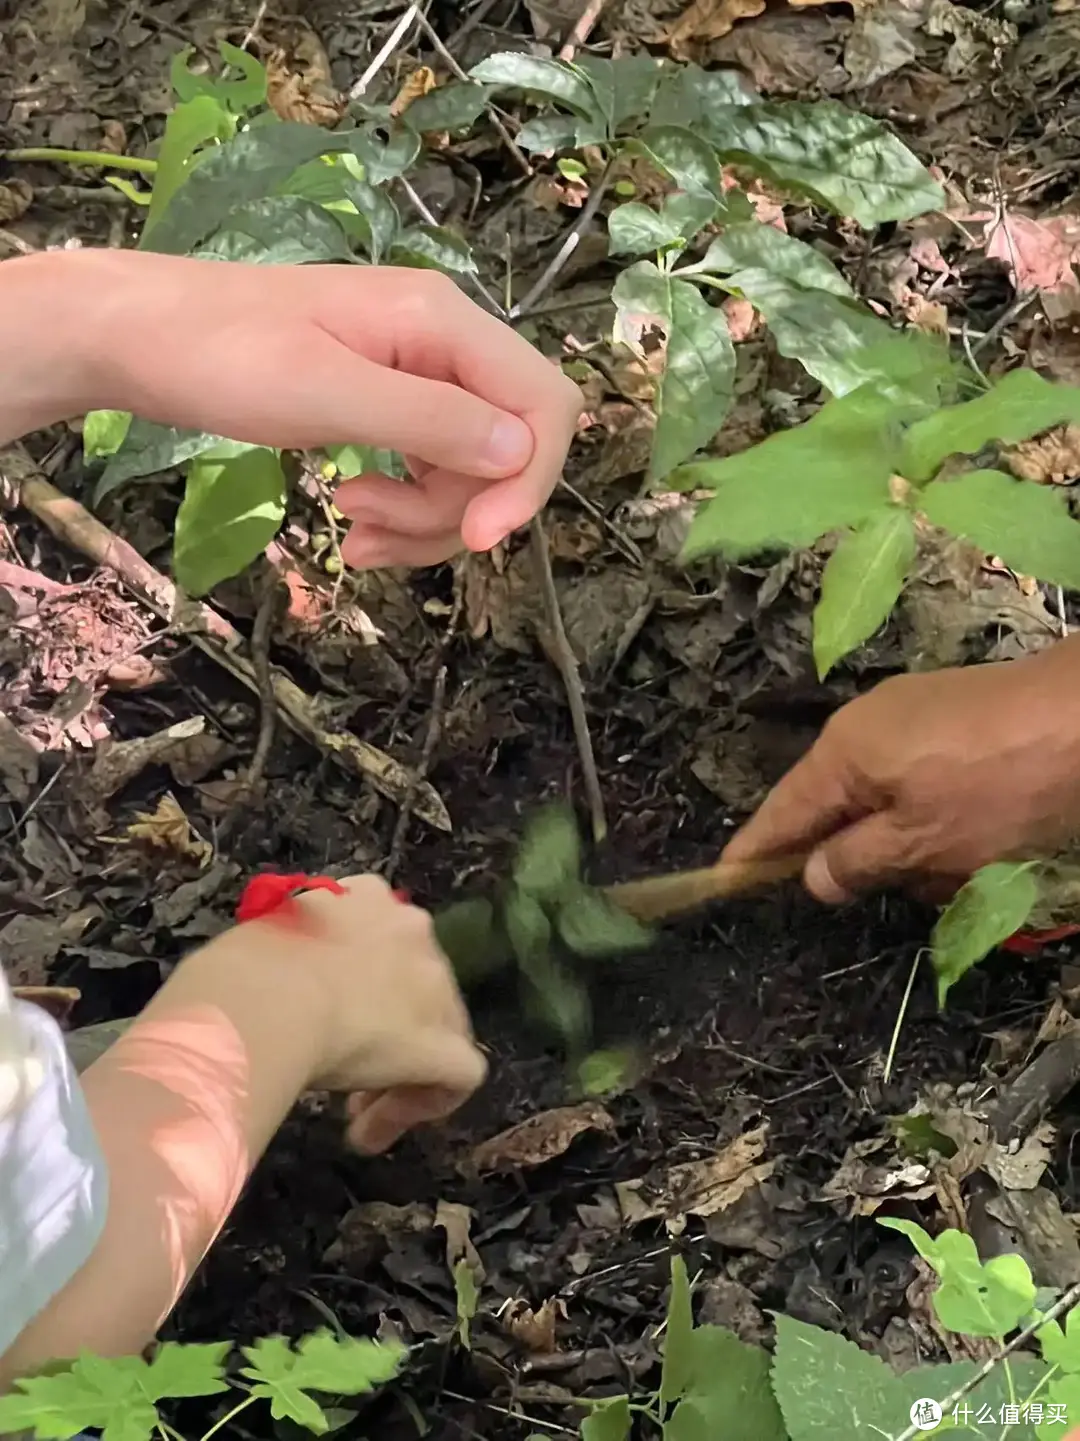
[604,853,809,924]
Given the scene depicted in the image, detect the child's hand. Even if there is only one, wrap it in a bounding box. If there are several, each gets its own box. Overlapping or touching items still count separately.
[11,249,583,566]
[246,875,486,1153]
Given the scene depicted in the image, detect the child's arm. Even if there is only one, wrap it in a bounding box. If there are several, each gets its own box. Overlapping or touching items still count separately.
[0,876,484,1381]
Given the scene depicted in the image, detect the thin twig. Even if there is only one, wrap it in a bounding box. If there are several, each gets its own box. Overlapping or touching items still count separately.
[241,0,270,51]
[887,1281,1080,1441]
[444,0,503,50]
[558,0,606,59]
[413,10,531,176]
[385,664,450,882]
[243,568,280,796]
[398,176,507,316]
[349,3,420,99]
[530,516,606,842]
[510,163,614,319]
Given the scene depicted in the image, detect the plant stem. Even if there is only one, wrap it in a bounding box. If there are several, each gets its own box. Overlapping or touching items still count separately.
[2,148,158,175]
[200,1393,258,1441]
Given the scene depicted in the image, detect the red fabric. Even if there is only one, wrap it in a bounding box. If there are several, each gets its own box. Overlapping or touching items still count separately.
[235,872,347,923]
[1001,923,1080,956]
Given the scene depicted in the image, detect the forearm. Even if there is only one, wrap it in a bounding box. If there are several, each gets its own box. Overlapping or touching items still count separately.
[0,932,323,1378]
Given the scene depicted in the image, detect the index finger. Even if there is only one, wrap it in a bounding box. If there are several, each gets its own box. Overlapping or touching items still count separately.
[720,740,867,866]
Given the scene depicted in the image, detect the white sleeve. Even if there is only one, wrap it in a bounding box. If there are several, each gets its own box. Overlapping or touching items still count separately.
[0,998,109,1358]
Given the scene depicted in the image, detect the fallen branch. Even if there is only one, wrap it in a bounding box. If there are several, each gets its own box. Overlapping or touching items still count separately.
[559,0,606,60]
[2,447,450,830]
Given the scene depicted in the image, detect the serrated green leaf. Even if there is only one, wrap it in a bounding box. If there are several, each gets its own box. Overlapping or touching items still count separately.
[144,94,232,238]
[613,261,735,481]
[556,885,653,957]
[469,52,600,119]
[173,446,286,596]
[83,409,131,461]
[685,221,854,298]
[143,1341,231,1399]
[661,1255,696,1405]
[392,224,476,275]
[679,388,901,563]
[98,421,228,495]
[899,1358,1048,1438]
[650,64,754,128]
[1038,1305,1080,1373]
[929,862,1039,1006]
[879,1218,1037,1335]
[454,1257,479,1349]
[191,194,354,264]
[772,1314,907,1440]
[639,124,723,197]
[143,121,349,254]
[903,369,1080,483]
[706,100,944,226]
[582,1396,632,1441]
[608,193,717,258]
[513,803,582,902]
[240,1331,403,1434]
[920,468,1080,590]
[726,269,948,403]
[813,507,915,678]
[401,81,492,133]
[343,125,420,185]
[675,1326,787,1439]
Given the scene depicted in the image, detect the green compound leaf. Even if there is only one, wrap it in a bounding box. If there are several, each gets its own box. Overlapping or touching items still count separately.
[191,194,354,264]
[83,409,131,461]
[391,224,477,275]
[686,221,854,298]
[0,1345,229,1441]
[1038,1305,1080,1374]
[607,192,717,259]
[725,269,948,404]
[401,81,492,133]
[930,861,1039,1006]
[469,52,601,119]
[170,40,267,114]
[582,1396,632,1441]
[919,468,1080,591]
[98,420,228,496]
[555,885,654,957]
[504,888,554,962]
[902,368,1080,483]
[173,445,287,597]
[519,948,592,1048]
[638,124,723,197]
[879,1219,1037,1335]
[512,803,583,903]
[706,100,944,226]
[241,1331,404,1435]
[813,506,916,679]
[613,261,735,482]
[143,94,233,239]
[142,121,352,255]
[678,388,901,563]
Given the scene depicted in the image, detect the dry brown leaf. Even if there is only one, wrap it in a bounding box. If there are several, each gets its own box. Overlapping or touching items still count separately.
[265,32,344,126]
[1003,424,1080,484]
[504,1297,565,1354]
[616,1123,775,1225]
[821,1136,935,1216]
[0,180,33,224]
[666,0,766,54]
[435,1199,485,1283]
[323,1201,433,1266]
[391,66,436,118]
[983,1123,1055,1191]
[122,793,212,867]
[470,1102,615,1174]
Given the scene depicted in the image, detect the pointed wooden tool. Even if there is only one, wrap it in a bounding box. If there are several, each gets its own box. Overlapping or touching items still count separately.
[603,852,809,924]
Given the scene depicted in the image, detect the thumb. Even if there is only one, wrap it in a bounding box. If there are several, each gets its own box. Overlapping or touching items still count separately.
[806,811,916,903]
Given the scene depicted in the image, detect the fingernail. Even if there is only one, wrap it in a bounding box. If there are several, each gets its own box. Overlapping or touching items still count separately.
[484,415,532,470]
[805,851,851,905]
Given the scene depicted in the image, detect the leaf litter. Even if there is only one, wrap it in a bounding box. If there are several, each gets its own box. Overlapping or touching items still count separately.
[8,0,1080,1435]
